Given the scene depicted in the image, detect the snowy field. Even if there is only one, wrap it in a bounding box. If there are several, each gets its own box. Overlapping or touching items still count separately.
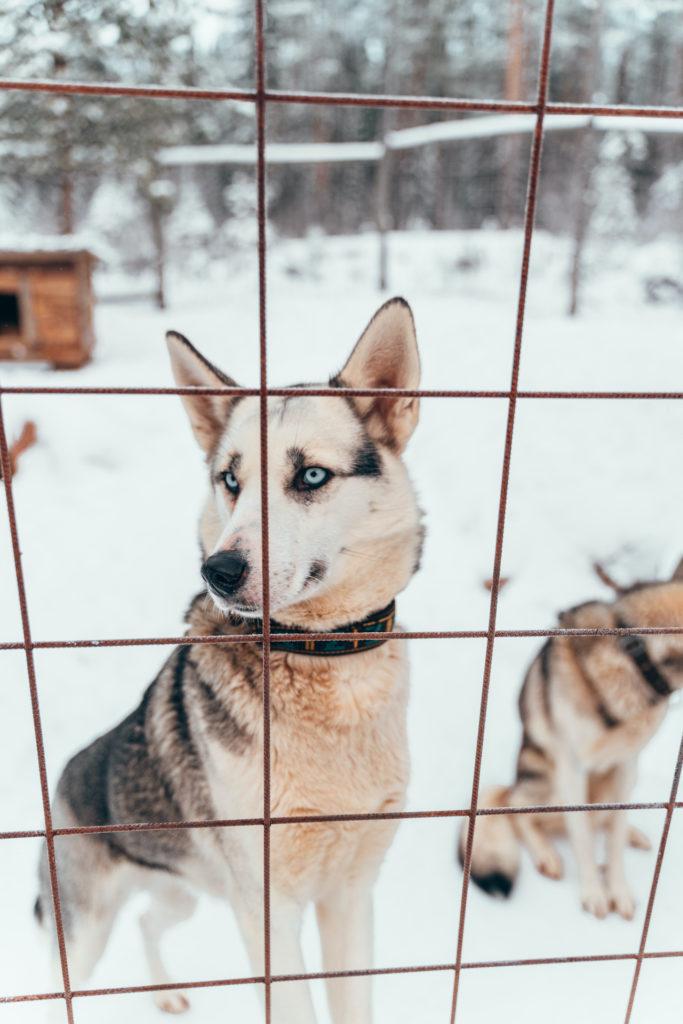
[0,228,682,1023]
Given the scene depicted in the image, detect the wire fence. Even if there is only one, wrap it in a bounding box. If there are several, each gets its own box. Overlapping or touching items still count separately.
[0,0,681,1021]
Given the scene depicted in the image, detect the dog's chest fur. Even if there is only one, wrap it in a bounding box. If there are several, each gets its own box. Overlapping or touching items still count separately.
[186,601,409,898]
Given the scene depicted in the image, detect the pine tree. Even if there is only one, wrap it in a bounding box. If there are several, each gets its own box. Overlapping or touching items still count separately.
[0,1,216,233]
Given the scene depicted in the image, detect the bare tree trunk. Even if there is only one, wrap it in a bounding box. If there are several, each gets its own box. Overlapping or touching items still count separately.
[60,168,74,234]
[504,0,524,100]
[374,0,403,292]
[54,53,75,235]
[567,0,604,316]
[499,0,525,228]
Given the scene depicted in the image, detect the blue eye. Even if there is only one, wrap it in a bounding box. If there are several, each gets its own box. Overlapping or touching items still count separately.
[223,470,239,494]
[299,466,331,490]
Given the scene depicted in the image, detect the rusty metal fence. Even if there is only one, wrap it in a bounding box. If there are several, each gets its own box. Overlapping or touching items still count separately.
[0,0,682,1021]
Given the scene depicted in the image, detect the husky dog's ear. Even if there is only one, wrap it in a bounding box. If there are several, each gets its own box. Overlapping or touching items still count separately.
[559,600,614,655]
[559,600,613,631]
[166,331,239,455]
[335,297,420,452]
[672,557,683,582]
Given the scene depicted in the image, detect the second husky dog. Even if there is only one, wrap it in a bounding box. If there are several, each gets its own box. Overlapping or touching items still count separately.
[36,298,424,1023]
[460,561,683,919]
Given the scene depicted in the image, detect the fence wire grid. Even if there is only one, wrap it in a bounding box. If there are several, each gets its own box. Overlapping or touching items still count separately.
[0,0,682,1022]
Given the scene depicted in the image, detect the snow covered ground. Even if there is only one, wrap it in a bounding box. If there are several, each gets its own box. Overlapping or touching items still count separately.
[0,228,681,1023]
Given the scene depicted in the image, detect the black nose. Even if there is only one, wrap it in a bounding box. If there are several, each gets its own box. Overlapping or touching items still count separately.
[201,551,249,597]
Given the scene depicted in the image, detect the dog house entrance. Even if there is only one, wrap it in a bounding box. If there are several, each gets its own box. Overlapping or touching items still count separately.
[0,291,20,334]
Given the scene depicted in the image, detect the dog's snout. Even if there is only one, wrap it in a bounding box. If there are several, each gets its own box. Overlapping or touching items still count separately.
[201,551,249,597]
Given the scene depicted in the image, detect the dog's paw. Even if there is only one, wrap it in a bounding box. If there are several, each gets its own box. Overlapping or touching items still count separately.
[154,992,190,1015]
[628,826,651,851]
[581,882,610,919]
[608,883,636,921]
[534,848,564,880]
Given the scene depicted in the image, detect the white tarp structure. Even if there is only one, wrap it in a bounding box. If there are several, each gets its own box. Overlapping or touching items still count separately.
[158,139,383,167]
[158,113,683,167]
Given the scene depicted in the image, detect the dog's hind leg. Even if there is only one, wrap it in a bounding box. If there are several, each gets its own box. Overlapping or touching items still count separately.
[513,812,564,881]
[502,775,563,883]
[37,832,131,994]
[139,878,197,1015]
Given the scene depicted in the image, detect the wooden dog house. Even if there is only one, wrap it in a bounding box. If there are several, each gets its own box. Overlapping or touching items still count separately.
[0,246,96,369]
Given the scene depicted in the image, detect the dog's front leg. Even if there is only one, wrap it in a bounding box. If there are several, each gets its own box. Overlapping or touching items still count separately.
[232,889,317,1024]
[584,721,653,774]
[603,760,637,919]
[556,752,609,918]
[316,883,374,1024]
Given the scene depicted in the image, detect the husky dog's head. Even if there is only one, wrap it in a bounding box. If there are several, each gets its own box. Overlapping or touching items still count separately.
[611,557,683,692]
[560,557,683,696]
[167,298,424,627]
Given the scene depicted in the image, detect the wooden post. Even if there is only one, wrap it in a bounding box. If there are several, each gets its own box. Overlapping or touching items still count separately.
[145,167,175,311]
[567,119,597,317]
[312,107,331,231]
[567,0,604,316]
[149,194,166,311]
[375,139,392,292]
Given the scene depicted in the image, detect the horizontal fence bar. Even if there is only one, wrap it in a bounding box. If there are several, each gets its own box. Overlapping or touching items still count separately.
[2,949,682,1005]
[271,95,683,119]
[2,800,679,843]
[0,78,256,102]
[1,386,683,400]
[0,78,682,120]
[3,624,683,653]
[549,102,683,119]
[270,92,538,113]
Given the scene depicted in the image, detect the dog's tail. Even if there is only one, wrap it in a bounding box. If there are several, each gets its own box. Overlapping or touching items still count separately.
[33,895,44,926]
[457,785,520,899]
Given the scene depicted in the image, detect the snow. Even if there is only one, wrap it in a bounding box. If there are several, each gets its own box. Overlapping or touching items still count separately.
[0,228,681,1023]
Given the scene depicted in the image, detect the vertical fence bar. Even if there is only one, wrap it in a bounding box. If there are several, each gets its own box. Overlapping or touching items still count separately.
[448,2,556,1019]
[623,733,682,1022]
[0,396,74,1024]
[254,0,272,1021]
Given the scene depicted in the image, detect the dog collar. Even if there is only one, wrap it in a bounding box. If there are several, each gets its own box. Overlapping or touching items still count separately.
[615,618,672,699]
[266,600,396,656]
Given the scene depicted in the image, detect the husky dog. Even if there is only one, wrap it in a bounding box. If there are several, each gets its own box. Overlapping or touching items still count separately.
[36,299,423,1023]
[460,561,683,920]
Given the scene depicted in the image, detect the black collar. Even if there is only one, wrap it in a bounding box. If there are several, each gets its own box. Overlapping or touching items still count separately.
[265,600,396,656]
[615,618,672,699]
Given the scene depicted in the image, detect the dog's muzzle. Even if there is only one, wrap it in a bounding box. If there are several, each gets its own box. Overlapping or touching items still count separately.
[201,551,249,598]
